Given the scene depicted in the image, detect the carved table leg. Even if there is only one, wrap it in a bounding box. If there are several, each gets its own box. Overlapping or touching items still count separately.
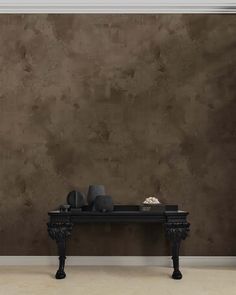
[165,222,190,280]
[171,239,182,279]
[47,222,73,279]
[56,239,66,279]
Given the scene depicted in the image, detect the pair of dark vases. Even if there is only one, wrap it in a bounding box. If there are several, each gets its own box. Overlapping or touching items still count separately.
[67,185,113,212]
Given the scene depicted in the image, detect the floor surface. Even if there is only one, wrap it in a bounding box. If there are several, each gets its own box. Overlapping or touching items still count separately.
[0,266,235,295]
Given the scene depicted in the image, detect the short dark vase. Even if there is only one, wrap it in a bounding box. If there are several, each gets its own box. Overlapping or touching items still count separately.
[94,195,114,212]
[67,191,85,208]
[87,185,106,206]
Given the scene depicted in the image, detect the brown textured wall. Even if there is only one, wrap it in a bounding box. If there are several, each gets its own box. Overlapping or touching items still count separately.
[0,15,235,255]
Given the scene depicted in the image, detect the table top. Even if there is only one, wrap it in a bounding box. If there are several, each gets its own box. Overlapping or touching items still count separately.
[48,205,188,223]
[49,205,187,215]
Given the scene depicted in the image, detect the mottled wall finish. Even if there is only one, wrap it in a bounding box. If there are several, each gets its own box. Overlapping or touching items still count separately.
[0,15,235,255]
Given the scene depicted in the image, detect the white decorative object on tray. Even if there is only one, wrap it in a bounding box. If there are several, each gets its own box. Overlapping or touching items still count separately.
[143,197,161,204]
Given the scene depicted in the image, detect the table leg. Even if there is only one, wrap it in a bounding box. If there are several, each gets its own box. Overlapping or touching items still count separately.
[47,222,73,279]
[171,239,182,279]
[165,223,189,280]
[56,239,66,279]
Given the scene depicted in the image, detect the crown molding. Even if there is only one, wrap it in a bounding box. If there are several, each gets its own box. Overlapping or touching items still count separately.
[0,1,236,13]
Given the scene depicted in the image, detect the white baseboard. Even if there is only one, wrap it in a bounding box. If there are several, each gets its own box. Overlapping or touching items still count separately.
[0,256,235,267]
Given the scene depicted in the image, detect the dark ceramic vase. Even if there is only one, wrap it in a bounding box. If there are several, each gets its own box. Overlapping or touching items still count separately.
[94,195,114,212]
[87,185,105,206]
[67,191,85,208]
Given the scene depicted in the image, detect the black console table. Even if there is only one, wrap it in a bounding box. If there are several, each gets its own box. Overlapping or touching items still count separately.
[47,205,190,280]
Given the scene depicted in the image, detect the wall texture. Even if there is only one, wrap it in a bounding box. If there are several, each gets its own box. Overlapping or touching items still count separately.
[0,15,235,255]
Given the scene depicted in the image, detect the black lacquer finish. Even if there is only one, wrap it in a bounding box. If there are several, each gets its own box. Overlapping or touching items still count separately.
[47,218,73,279]
[47,205,190,280]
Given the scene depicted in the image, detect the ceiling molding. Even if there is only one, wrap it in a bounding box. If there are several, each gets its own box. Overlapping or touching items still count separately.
[0,0,236,13]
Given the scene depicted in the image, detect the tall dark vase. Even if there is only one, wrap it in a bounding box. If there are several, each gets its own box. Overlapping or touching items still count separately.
[87,185,105,207]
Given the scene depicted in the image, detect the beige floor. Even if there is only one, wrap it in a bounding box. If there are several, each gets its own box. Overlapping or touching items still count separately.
[0,266,235,295]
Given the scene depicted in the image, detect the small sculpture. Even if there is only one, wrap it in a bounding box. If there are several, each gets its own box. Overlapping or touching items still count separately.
[67,191,85,208]
[60,204,71,212]
[143,196,161,204]
[141,196,163,212]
